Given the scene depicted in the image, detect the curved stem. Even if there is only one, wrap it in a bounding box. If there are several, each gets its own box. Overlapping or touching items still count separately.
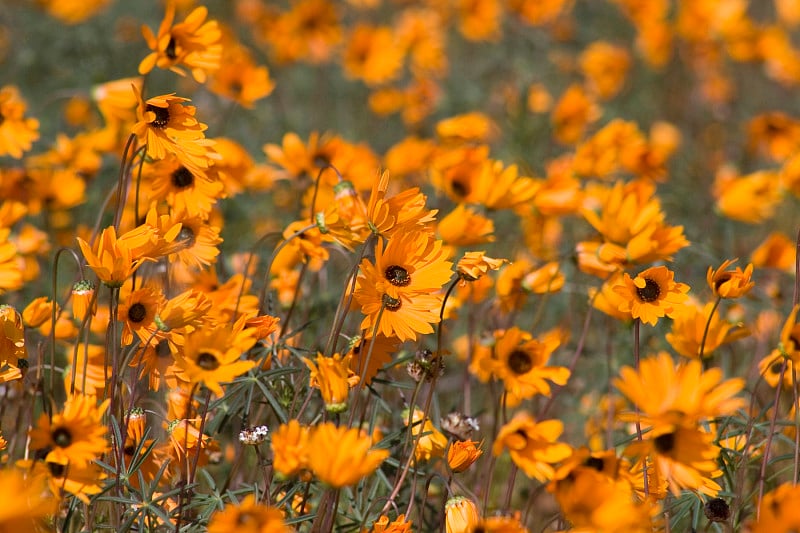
[257,223,316,314]
[698,295,722,363]
[113,134,138,231]
[757,357,788,518]
[50,247,86,400]
[632,318,649,498]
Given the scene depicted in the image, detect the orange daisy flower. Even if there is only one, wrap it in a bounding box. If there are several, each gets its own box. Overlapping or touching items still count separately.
[706,258,755,299]
[307,422,389,487]
[146,154,224,219]
[492,411,572,481]
[76,225,158,288]
[613,266,689,326]
[29,394,109,467]
[0,85,39,159]
[207,495,290,533]
[342,24,404,86]
[271,420,311,479]
[132,89,212,170]
[354,231,453,341]
[173,323,257,396]
[138,2,223,83]
[302,352,359,413]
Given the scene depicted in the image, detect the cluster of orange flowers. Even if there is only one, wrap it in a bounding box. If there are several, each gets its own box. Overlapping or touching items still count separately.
[2,0,800,531]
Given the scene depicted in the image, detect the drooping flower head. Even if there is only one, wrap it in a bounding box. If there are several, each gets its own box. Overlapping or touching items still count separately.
[706,258,755,298]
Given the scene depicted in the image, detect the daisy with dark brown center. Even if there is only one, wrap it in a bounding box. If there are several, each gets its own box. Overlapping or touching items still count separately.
[173,322,257,396]
[613,265,688,326]
[354,229,453,341]
[29,394,109,467]
[131,88,212,172]
[490,326,570,406]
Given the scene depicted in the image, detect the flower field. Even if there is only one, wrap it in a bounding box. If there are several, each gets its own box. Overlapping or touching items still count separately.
[2,0,800,531]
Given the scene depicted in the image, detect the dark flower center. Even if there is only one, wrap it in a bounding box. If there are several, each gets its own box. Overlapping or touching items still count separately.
[196,352,220,371]
[714,273,732,291]
[704,497,731,522]
[171,166,194,189]
[47,462,66,477]
[146,104,170,129]
[178,226,196,247]
[382,294,401,311]
[771,362,784,374]
[237,511,256,525]
[128,303,147,323]
[166,35,177,59]
[385,265,411,287]
[635,278,661,303]
[653,432,675,453]
[124,444,137,456]
[584,456,605,471]
[52,427,72,448]
[451,179,469,198]
[507,349,533,375]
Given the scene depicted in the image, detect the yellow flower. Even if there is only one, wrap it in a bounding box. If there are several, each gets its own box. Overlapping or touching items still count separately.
[0,86,39,159]
[445,496,480,533]
[70,280,97,322]
[614,352,745,432]
[492,412,572,481]
[271,420,311,479]
[132,89,212,171]
[0,467,56,530]
[613,266,689,326]
[666,300,748,359]
[173,323,257,396]
[138,2,222,83]
[456,251,507,281]
[307,422,389,487]
[490,327,570,405]
[448,440,483,473]
[706,258,755,299]
[207,495,290,533]
[438,204,495,246]
[29,394,109,467]
[750,483,800,532]
[302,352,359,412]
[404,408,448,463]
[76,225,158,288]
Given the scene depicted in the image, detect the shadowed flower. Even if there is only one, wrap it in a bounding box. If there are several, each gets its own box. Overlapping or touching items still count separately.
[138,2,222,82]
[750,483,800,532]
[307,422,389,487]
[456,251,507,282]
[404,408,448,463]
[29,394,109,467]
[613,266,689,326]
[492,412,572,481]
